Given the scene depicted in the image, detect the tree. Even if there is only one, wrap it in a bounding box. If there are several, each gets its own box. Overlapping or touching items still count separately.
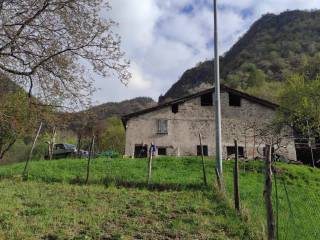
[96,117,125,154]
[276,74,320,136]
[0,0,130,107]
[0,91,35,160]
[68,110,98,154]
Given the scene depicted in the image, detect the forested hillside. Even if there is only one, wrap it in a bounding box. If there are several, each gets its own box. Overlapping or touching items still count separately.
[84,97,156,121]
[163,10,320,102]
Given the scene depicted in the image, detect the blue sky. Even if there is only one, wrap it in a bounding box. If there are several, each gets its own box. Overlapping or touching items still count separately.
[92,0,320,105]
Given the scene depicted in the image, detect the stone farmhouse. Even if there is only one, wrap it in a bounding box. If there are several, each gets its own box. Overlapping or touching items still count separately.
[122,85,297,160]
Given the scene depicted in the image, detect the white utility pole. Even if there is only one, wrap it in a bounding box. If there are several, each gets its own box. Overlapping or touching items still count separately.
[213,0,223,177]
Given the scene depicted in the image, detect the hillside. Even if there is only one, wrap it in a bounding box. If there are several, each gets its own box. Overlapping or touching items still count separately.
[86,97,156,121]
[163,10,320,101]
[0,75,155,121]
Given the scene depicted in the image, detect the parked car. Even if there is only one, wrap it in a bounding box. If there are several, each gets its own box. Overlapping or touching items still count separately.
[45,143,77,159]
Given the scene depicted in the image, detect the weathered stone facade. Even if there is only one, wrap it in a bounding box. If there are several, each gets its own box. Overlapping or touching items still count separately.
[123,87,297,160]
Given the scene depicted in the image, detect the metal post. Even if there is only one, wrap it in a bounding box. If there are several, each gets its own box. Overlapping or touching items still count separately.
[213,0,223,177]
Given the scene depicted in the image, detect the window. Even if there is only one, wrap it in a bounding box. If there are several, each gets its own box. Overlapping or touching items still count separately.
[157,119,168,134]
[197,145,208,156]
[158,147,167,156]
[134,145,148,158]
[201,93,213,106]
[54,144,65,150]
[226,146,244,158]
[172,103,179,114]
[263,147,275,157]
[229,93,241,107]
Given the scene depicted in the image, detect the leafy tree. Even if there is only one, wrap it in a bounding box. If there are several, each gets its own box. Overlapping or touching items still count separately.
[69,110,98,153]
[0,0,130,107]
[276,74,320,136]
[247,69,266,88]
[96,117,125,154]
[0,91,35,160]
[302,54,320,81]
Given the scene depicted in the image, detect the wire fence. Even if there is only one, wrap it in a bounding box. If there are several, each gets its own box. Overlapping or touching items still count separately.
[222,158,320,240]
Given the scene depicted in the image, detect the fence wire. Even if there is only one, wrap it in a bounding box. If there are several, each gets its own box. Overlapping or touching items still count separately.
[223,160,320,240]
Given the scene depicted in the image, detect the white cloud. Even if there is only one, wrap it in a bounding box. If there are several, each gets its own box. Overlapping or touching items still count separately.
[127,63,152,90]
[91,0,320,105]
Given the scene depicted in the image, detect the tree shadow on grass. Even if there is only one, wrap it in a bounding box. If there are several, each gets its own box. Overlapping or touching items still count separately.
[0,174,210,192]
[69,176,210,192]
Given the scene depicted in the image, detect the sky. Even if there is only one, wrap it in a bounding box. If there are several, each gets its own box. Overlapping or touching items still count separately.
[92,0,320,105]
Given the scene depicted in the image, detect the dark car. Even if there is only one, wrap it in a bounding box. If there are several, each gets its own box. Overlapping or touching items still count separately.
[45,143,77,159]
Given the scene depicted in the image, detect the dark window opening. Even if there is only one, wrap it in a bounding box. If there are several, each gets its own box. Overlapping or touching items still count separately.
[226,146,244,158]
[201,93,213,106]
[158,147,167,156]
[229,93,241,107]
[263,147,275,157]
[197,145,208,156]
[134,145,148,158]
[54,144,65,150]
[296,148,320,167]
[172,104,179,114]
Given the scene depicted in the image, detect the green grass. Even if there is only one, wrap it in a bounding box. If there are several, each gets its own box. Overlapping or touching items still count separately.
[0,157,319,239]
[222,160,320,240]
[0,157,256,240]
[0,157,217,187]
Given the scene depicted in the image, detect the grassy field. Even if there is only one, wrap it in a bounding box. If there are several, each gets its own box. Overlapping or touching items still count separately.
[0,157,255,240]
[0,157,319,239]
[222,160,320,240]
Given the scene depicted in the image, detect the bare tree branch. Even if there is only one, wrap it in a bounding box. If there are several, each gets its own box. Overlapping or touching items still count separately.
[0,0,130,109]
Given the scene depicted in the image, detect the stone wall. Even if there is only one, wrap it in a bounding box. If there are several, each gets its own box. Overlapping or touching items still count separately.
[124,90,297,160]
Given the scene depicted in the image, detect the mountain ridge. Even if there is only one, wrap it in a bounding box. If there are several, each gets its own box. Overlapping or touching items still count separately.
[163,10,320,102]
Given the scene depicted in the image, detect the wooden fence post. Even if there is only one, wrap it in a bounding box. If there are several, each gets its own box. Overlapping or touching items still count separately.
[85,135,95,184]
[265,144,275,240]
[199,133,207,186]
[234,139,240,211]
[147,145,153,186]
[49,126,56,160]
[23,122,43,178]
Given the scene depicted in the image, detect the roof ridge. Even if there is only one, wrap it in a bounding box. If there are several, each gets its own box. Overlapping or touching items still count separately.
[122,85,278,123]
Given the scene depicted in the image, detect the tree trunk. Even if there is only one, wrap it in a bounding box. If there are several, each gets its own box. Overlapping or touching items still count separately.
[0,138,17,162]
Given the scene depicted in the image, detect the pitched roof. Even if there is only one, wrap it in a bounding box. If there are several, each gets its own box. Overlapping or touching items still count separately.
[122,85,279,125]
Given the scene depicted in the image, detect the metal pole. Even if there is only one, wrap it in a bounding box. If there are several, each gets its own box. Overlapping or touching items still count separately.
[213,0,223,176]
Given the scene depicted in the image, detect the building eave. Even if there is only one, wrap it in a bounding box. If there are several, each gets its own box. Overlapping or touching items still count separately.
[121,84,279,126]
